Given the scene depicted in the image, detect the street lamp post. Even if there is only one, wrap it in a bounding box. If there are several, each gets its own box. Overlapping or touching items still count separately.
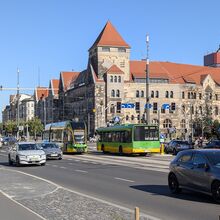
[145,34,150,124]
[17,68,20,139]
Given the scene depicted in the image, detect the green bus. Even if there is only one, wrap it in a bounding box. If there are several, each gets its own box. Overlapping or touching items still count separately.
[96,124,160,155]
[44,120,87,153]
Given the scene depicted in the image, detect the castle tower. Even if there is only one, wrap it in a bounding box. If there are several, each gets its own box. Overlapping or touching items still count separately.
[88,21,131,81]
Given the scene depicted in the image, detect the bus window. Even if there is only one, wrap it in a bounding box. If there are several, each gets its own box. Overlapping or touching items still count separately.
[134,126,159,141]
[116,132,120,142]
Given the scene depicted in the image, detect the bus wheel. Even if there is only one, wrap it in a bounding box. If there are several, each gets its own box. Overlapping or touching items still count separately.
[119,146,123,155]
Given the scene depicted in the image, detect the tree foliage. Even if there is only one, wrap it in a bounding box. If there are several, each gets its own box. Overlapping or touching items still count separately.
[28,117,44,137]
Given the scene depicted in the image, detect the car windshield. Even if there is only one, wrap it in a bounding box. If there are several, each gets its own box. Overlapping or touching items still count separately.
[41,143,59,149]
[18,144,40,151]
[206,151,220,167]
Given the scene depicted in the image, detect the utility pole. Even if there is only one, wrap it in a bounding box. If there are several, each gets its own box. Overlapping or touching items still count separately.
[17,68,20,140]
[145,34,150,124]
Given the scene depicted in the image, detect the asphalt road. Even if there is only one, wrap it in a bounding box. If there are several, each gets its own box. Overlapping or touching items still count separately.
[0,144,219,220]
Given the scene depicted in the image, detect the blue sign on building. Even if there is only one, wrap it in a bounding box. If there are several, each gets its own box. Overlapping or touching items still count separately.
[162,104,170,110]
[144,103,152,109]
[121,103,135,108]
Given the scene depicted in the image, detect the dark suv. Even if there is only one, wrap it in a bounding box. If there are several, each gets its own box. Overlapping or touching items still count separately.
[165,140,193,155]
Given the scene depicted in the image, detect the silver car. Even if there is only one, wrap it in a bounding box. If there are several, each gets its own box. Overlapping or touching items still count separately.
[168,149,220,203]
[37,142,62,160]
[8,142,46,166]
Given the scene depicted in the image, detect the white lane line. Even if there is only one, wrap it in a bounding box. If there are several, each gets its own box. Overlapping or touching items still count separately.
[68,163,74,165]
[75,169,88,173]
[114,177,135,183]
[74,160,80,162]
[0,150,6,153]
[0,153,7,157]
[60,166,67,169]
[67,159,72,161]
[52,165,58,168]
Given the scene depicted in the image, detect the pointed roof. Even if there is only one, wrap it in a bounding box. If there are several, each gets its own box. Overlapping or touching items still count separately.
[89,21,130,50]
[50,79,59,96]
[35,87,49,101]
[60,71,80,91]
[106,65,124,74]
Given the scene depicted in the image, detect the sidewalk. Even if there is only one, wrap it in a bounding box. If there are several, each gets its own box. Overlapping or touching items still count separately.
[0,167,159,220]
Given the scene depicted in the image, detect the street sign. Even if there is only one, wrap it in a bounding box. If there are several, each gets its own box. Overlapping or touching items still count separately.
[113,116,120,123]
[144,103,152,109]
[121,103,135,108]
[162,104,170,110]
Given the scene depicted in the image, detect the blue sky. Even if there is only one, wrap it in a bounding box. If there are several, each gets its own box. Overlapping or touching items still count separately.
[0,0,220,120]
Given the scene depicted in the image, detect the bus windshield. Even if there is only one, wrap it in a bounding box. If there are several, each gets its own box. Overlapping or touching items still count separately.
[134,126,159,141]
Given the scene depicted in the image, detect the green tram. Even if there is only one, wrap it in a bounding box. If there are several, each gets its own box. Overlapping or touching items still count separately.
[96,124,160,155]
[44,121,87,153]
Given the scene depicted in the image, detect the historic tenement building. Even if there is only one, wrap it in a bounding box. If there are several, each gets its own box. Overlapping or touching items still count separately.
[62,21,220,138]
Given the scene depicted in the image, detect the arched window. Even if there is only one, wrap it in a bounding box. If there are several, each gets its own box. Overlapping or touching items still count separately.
[116,90,120,97]
[111,90,115,97]
[194,93,196,99]
[215,106,218,115]
[170,91,173,98]
[188,92,190,99]
[191,105,194,114]
[180,119,186,128]
[152,119,159,125]
[118,76,121,83]
[165,91,169,98]
[110,104,115,113]
[215,94,218,100]
[156,91,159,98]
[141,91,144,97]
[199,106,202,114]
[114,76,117,82]
[182,91,185,99]
[151,91,154,98]
[110,76,113,82]
[136,90,140,97]
[163,119,172,128]
[190,92,194,99]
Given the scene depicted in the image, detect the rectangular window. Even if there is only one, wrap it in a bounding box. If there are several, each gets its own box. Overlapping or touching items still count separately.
[153,102,158,113]
[102,47,110,52]
[135,102,140,113]
[118,48,126,53]
[134,126,159,141]
[117,102,121,113]
[171,102,176,111]
[199,93,202,99]
[182,92,185,99]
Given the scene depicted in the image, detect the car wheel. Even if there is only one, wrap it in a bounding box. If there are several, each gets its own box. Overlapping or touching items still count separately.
[41,163,46,166]
[58,157,62,160]
[16,156,20,167]
[212,181,220,203]
[8,155,13,165]
[168,173,181,194]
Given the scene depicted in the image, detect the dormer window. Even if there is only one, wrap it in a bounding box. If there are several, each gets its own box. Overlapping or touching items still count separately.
[118,48,126,53]
[102,47,110,52]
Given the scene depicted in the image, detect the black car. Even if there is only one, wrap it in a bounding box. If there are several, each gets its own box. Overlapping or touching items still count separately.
[165,140,193,155]
[168,149,220,203]
[204,140,220,149]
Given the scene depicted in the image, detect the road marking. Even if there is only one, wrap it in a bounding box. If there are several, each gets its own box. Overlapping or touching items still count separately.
[68,163,74,165]
[52,165,58,168]
[0,153,7,157]
[0,191,47,220]
[0,150,6,153]
[67,159,72,161]
[74,159,80,162]
[75,169,88,173]
[0,168,160,220]
[114,177,135,183]
[60,166,67,169]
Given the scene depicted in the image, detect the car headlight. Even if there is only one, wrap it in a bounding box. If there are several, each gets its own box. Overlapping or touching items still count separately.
[41,154,46,159]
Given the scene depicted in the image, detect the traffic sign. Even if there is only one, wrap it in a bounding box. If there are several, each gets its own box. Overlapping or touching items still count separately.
[162,104,170,110]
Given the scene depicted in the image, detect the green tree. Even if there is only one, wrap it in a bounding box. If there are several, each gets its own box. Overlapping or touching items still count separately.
[28,117,44,139]
[5,120,17,135]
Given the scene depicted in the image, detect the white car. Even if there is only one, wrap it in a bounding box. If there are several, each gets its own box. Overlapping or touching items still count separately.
[8,142,46,166]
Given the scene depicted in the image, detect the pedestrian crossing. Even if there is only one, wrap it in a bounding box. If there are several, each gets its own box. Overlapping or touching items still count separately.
[63,153,173,173]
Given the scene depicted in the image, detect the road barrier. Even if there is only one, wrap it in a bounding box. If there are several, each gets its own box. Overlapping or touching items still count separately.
[160,143,164,155]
